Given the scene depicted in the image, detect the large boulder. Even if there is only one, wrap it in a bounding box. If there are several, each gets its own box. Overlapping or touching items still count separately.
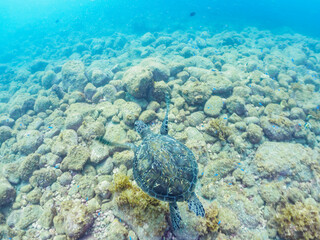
[61,60,88,92]
[123,65,153,98]
[60,145,90,171]
[51,129,78,157]
[30,59,48,73]
[16,130,43,155]
[16,204,43,229]
[180,80,211,105]
[34,96,52,113]
[29,168,58,188]
[140,58,170,81]
[18,154,41,181]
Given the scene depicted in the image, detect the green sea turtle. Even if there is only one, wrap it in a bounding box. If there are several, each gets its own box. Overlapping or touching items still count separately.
[99,94,205,230]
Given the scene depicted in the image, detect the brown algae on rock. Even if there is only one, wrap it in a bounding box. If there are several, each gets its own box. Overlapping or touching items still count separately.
[275,202,320,240]
[111,174,168,234]
[205,118,231,141]
[196,202,220,236]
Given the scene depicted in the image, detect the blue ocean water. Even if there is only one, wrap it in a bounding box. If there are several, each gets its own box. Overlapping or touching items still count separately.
[1,0,320,61]
[0,0,320,240]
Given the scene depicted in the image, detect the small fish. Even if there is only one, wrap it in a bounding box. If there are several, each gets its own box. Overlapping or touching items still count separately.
[55,19,60,23]
[190,12,196,17]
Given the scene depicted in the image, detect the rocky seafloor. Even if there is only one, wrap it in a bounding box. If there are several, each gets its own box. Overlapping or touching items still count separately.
[0,27,320,240]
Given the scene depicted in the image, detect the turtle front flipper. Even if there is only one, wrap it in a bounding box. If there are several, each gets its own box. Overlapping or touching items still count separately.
[169,202,182,230]
[160,93,170,135]
[187,192,205,217]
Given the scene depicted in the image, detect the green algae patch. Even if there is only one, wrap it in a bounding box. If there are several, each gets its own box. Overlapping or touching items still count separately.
[112,174,168,235]
[275,202,320,240]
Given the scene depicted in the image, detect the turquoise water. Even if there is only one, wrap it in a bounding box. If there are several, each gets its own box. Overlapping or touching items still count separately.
[0,1,320,240]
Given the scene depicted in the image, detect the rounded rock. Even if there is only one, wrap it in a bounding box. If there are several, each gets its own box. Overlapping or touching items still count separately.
[204,96,224,117]
[123,66,153,98]
[0,126,12,144]
[0,177,16,206]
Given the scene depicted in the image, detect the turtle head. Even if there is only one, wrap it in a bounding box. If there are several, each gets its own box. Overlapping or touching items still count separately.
[134,120,150,137]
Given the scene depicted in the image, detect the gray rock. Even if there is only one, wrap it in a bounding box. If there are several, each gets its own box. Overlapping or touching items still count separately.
[58,172,72,186]
[0,126,12,144]
[102,84,117,103]
[204,96,223,117]
[120,101,142,126]
[103,123,127,144]
[51,130,78,157]
[9,105,22,120]
[34,96,52,113]
[247,123,263,144]
[169,62,185,76]
[200,73,233,96]
[65,113,83,130]
[26,187,42,204]
[17,204,43,229]
[139,110,157,123]
[97,158,114,175]
[0,177,16,206]
[254,142,315,181]
[95,101,118,120]
[226,96,246,116]
[60,145,90,171]
[29,168,58,188]
[260,116,294,141]
[140,58,170,81]
[77,120,105,141]
[17,130,43,154]
[123,65,153,98]
[84,83,97,100]
[41,70,56,89]
[183,56,214,69]
[61,60,88,92]
[0,116,14,127]
[154,36,173,47]
[90,141,109,164]
[141,32,156,46]
[90,69,114,87]
[30,59,48,73]
[267,65,279,78]
[180,80,211,105]
[290,107,306,120]
[7,209,21,227]
[19,154,40,181]
[181,46,197,58]
[3,163,20,184]
[28,118,44,130]
[53,200,93,239]
[187,111,206,127]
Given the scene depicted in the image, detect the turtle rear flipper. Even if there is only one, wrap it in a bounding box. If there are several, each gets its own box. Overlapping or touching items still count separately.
[169,202,182,230]
[187,192,205,217]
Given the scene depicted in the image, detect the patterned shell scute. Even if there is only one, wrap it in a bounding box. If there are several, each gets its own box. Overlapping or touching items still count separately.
[133,134,198,202]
